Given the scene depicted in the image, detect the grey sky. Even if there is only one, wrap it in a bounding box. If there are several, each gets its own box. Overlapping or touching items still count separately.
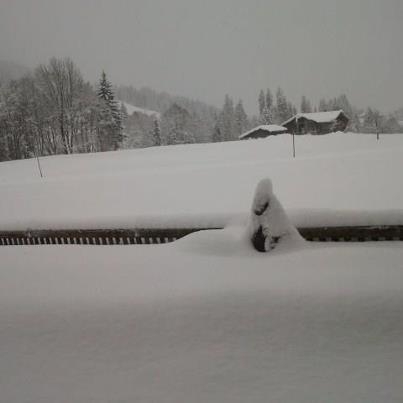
[1,0,402,114]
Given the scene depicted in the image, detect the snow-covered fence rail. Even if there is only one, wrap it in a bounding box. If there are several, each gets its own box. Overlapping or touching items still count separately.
[300,225,403,242]
[0,228,211,246]
[0,225,402,246]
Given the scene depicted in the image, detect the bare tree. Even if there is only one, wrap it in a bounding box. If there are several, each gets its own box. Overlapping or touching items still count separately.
[35,58,85,154]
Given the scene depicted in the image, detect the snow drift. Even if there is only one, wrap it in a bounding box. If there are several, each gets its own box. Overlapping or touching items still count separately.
[248,178,303,251]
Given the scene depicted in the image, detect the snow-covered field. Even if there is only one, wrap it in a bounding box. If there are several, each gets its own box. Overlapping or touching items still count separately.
[1,234,403,402]
[1,133,403,402]
[1,132,403,230]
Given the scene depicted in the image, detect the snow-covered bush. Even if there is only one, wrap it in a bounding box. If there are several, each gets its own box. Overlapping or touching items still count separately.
[248,178,299,252]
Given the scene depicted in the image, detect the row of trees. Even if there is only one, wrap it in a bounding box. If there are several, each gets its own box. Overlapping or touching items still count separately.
[211,88,297,143]
[121,93,252,146]
[117,85,218,146]
[255,90,402,134]
[212,96,248,142]
[0,58,124,162]
[257,88,297,126]
[1,56,402,162]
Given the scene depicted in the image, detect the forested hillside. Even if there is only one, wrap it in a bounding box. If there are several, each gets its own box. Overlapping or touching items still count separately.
[0,57,401,163]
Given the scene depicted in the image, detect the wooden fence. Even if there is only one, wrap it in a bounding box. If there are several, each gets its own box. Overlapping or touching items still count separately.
[0,225,402,246]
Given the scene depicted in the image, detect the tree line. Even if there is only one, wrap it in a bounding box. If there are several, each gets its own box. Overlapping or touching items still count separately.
[255,89,401,134]
[0,57,402,163]
[0,57,124,162]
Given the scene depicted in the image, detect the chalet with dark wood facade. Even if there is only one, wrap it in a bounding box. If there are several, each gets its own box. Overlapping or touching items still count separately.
[282,110,349,135]
[239,124,288,140]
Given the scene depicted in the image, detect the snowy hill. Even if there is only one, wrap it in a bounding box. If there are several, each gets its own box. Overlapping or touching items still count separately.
[118,100,160,118]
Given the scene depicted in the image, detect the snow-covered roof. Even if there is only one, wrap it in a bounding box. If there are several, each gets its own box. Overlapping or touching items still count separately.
[239,124,288,139]
[118,101,160,118]
[282,110,345,126]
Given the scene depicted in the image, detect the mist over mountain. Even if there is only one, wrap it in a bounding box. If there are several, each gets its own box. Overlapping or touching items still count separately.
[0,60,30,84]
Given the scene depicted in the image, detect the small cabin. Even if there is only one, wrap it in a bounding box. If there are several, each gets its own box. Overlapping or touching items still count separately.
[282,110,349,135]
[239,125,288,140]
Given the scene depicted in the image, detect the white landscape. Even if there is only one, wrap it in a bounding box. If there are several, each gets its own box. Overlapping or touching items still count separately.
[1,132,403,230]
[1,133,403,402]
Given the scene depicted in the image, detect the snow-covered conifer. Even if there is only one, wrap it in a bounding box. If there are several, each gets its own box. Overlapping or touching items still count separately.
[219,95,235,141]
[212,122,222,143]
[261,105,273,125]
[97,71,114,102]
[265,89,273,111]
[258,90,265,116]
[275,87,290,124]
[153,118,161,146]
[234,100,248,136]
[248,178,299,252]
[97,71,123,149]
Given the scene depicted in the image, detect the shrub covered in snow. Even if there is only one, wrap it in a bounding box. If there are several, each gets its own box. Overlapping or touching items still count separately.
[248,178,300,252]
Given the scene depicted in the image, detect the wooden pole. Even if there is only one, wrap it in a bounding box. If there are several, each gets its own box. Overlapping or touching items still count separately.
[293,117,298,158]
[36,154,43,178]
[34,141,43,178]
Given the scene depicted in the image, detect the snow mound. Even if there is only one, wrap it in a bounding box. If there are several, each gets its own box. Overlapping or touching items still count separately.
[175,225,252,257]
[248,178,303,252]
[177,179,304,256]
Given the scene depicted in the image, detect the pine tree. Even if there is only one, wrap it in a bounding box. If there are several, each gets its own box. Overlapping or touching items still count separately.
[212,123,222,142]
[153,118,161,146]
[234,100,248,136]
[275,87,289,124]
[265,89,273,111]
[258,90,265,116]
[97,71,123,150]
[261,105,273,125]
[258,89,274,124]
[160,103,196,145]
[220,95,235,141]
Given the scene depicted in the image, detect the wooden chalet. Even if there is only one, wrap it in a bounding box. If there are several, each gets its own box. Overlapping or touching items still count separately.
[239,124,288,140]
[282,110,349,135]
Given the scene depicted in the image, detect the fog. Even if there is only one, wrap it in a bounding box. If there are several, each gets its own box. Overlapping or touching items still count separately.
[1,0,402,113]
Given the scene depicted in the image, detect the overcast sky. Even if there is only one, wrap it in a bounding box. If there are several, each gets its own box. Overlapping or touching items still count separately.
[1,0,402,114]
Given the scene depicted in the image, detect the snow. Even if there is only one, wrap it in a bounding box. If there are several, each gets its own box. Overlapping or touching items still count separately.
[282,110,345,125]
[0,232,402,402]
[118,100,160,118]
[239,124,287,139]
[1,133,403,402]
[248,178,302,251]
[1,132,403,230]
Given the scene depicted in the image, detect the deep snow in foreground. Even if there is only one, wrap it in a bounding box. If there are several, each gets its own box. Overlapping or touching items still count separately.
[1,133,403,230]
[1,229,403,403]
